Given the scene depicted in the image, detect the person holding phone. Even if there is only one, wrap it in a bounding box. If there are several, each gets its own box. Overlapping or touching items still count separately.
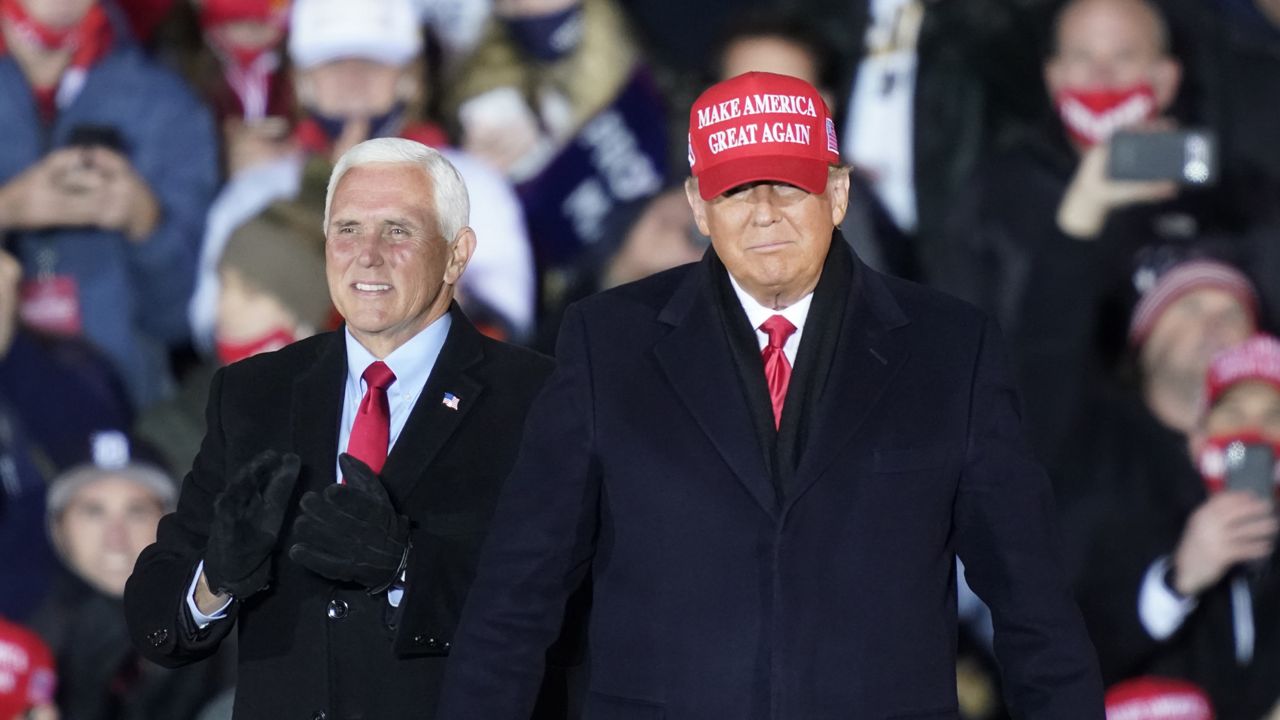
[1070,321,1280,720]
[934,0,1252,473]
[0,0,218,408]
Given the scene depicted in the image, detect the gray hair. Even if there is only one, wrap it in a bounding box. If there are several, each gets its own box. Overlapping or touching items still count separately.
[324,137,470,242]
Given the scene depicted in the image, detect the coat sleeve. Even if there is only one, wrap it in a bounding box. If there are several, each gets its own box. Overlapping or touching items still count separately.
[952,317,1106,719]
[124,367,239,667]
[435,303,600,719]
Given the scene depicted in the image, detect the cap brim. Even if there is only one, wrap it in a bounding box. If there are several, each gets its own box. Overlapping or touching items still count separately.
[695,155,829,200]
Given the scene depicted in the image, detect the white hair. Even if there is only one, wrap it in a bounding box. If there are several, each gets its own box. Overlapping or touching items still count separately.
[324,137,470,242]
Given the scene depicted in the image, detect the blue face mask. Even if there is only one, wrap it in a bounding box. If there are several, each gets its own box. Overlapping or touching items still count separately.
[307,103,406,143]
[503,4,584,62]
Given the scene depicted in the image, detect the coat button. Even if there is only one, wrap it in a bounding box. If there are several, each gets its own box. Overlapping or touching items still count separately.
[326,600,348,620]
[148,629,168,647]
[413,634,426,644]
[311,712,327,720]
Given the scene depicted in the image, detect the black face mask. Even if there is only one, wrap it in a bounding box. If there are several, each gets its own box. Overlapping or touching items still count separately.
[503,4,584,62]
[306,102,406,143]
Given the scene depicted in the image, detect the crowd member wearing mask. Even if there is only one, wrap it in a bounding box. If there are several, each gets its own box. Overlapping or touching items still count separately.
[936,0,1249,471]
[136,204,330,476]
[0,0,218,409]
[189,0,536,347]
[445,0,667,269]
[181,0,296,178]
[29,431,233,720]
[1072,329,1280,720]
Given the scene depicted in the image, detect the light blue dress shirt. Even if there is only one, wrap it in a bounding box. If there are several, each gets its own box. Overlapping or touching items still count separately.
[188,313,453,625]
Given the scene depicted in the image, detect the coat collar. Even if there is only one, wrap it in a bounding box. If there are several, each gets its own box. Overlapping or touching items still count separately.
[653,235,910,517]
[290,303,486,505]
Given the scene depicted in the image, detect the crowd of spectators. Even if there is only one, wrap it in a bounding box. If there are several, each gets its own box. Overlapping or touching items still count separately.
[1,0,1279,717]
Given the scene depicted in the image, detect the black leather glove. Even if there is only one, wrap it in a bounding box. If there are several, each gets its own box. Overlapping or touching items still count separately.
[288,453,411,593]
[204,449,301,598]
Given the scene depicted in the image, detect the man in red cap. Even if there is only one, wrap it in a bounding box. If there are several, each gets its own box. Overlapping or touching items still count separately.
[437,71,1104,718]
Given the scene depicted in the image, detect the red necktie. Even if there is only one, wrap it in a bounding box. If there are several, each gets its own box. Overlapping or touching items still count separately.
[760,315,797,429]
[345,361,396,476]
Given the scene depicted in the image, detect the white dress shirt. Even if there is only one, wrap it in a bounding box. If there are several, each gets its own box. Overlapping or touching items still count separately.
[188,314,453,626]
[727,274,813,366]
[844,0,924,233]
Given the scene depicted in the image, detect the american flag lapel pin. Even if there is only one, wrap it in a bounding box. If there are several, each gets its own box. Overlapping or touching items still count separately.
[441,392,461,411]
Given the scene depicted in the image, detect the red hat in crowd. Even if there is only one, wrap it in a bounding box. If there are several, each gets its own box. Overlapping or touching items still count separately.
[1204,334,1280,409]
[0,618,56,718]
[1105,677,1214,720]
[199,0,291,28]
[1128,259,1258,348]
[687,71,840,200]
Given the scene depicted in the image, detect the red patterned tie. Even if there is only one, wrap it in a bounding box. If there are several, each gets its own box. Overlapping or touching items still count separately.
[344,361,396,477]
[760,315,797,429]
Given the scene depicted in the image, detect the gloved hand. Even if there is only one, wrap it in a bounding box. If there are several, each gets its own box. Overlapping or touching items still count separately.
[289,453,411,593]
[204,449,301,598]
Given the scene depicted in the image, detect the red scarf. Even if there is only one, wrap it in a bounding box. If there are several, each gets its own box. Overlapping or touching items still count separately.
[0,0,114,120]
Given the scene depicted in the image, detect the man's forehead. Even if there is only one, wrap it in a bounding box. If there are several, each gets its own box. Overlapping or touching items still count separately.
[1055,0,1167,52]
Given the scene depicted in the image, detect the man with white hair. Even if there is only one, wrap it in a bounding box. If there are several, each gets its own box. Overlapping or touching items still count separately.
[123,138,561,719]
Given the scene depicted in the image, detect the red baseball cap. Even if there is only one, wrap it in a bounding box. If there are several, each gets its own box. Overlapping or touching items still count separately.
[1105,677,1213,720]
[0,618,56,718]
[687,71,840,200]
[1204,334,1280,409]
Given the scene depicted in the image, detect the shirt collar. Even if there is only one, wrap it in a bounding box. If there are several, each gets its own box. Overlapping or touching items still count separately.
[726,273,814,334]
[344,312,453,395]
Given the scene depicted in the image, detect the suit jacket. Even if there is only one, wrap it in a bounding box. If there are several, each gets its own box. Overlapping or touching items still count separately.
[124,307,558,720]
[437,239,1104,720]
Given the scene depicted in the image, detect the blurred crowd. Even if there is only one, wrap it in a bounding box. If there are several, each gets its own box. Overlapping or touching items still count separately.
[1,0,1280,717]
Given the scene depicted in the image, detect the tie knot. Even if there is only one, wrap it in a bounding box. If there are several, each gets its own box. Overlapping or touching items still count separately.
[362,361,396,391]
[760,315,797,350]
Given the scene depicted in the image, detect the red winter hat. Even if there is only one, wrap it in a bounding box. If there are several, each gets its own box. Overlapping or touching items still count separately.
[1128,259,1258,348]
[0,618,56,718]
[1105,677,1213,720]
[687,71,839,200]
[1204,334,1280,409]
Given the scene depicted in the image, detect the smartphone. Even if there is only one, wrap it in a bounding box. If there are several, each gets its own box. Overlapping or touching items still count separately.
[1224,441,1276,512]
[1107,128,1217,186]
[65,124,128,154]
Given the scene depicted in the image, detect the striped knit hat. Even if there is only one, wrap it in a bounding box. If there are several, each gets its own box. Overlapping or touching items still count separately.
[1128,259,1258,348]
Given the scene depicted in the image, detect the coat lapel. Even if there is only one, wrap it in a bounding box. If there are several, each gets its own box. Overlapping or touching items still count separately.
[654,258,778,518]
[379,306,485,506]
[787,261,910,509]
[291,333,346,489]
